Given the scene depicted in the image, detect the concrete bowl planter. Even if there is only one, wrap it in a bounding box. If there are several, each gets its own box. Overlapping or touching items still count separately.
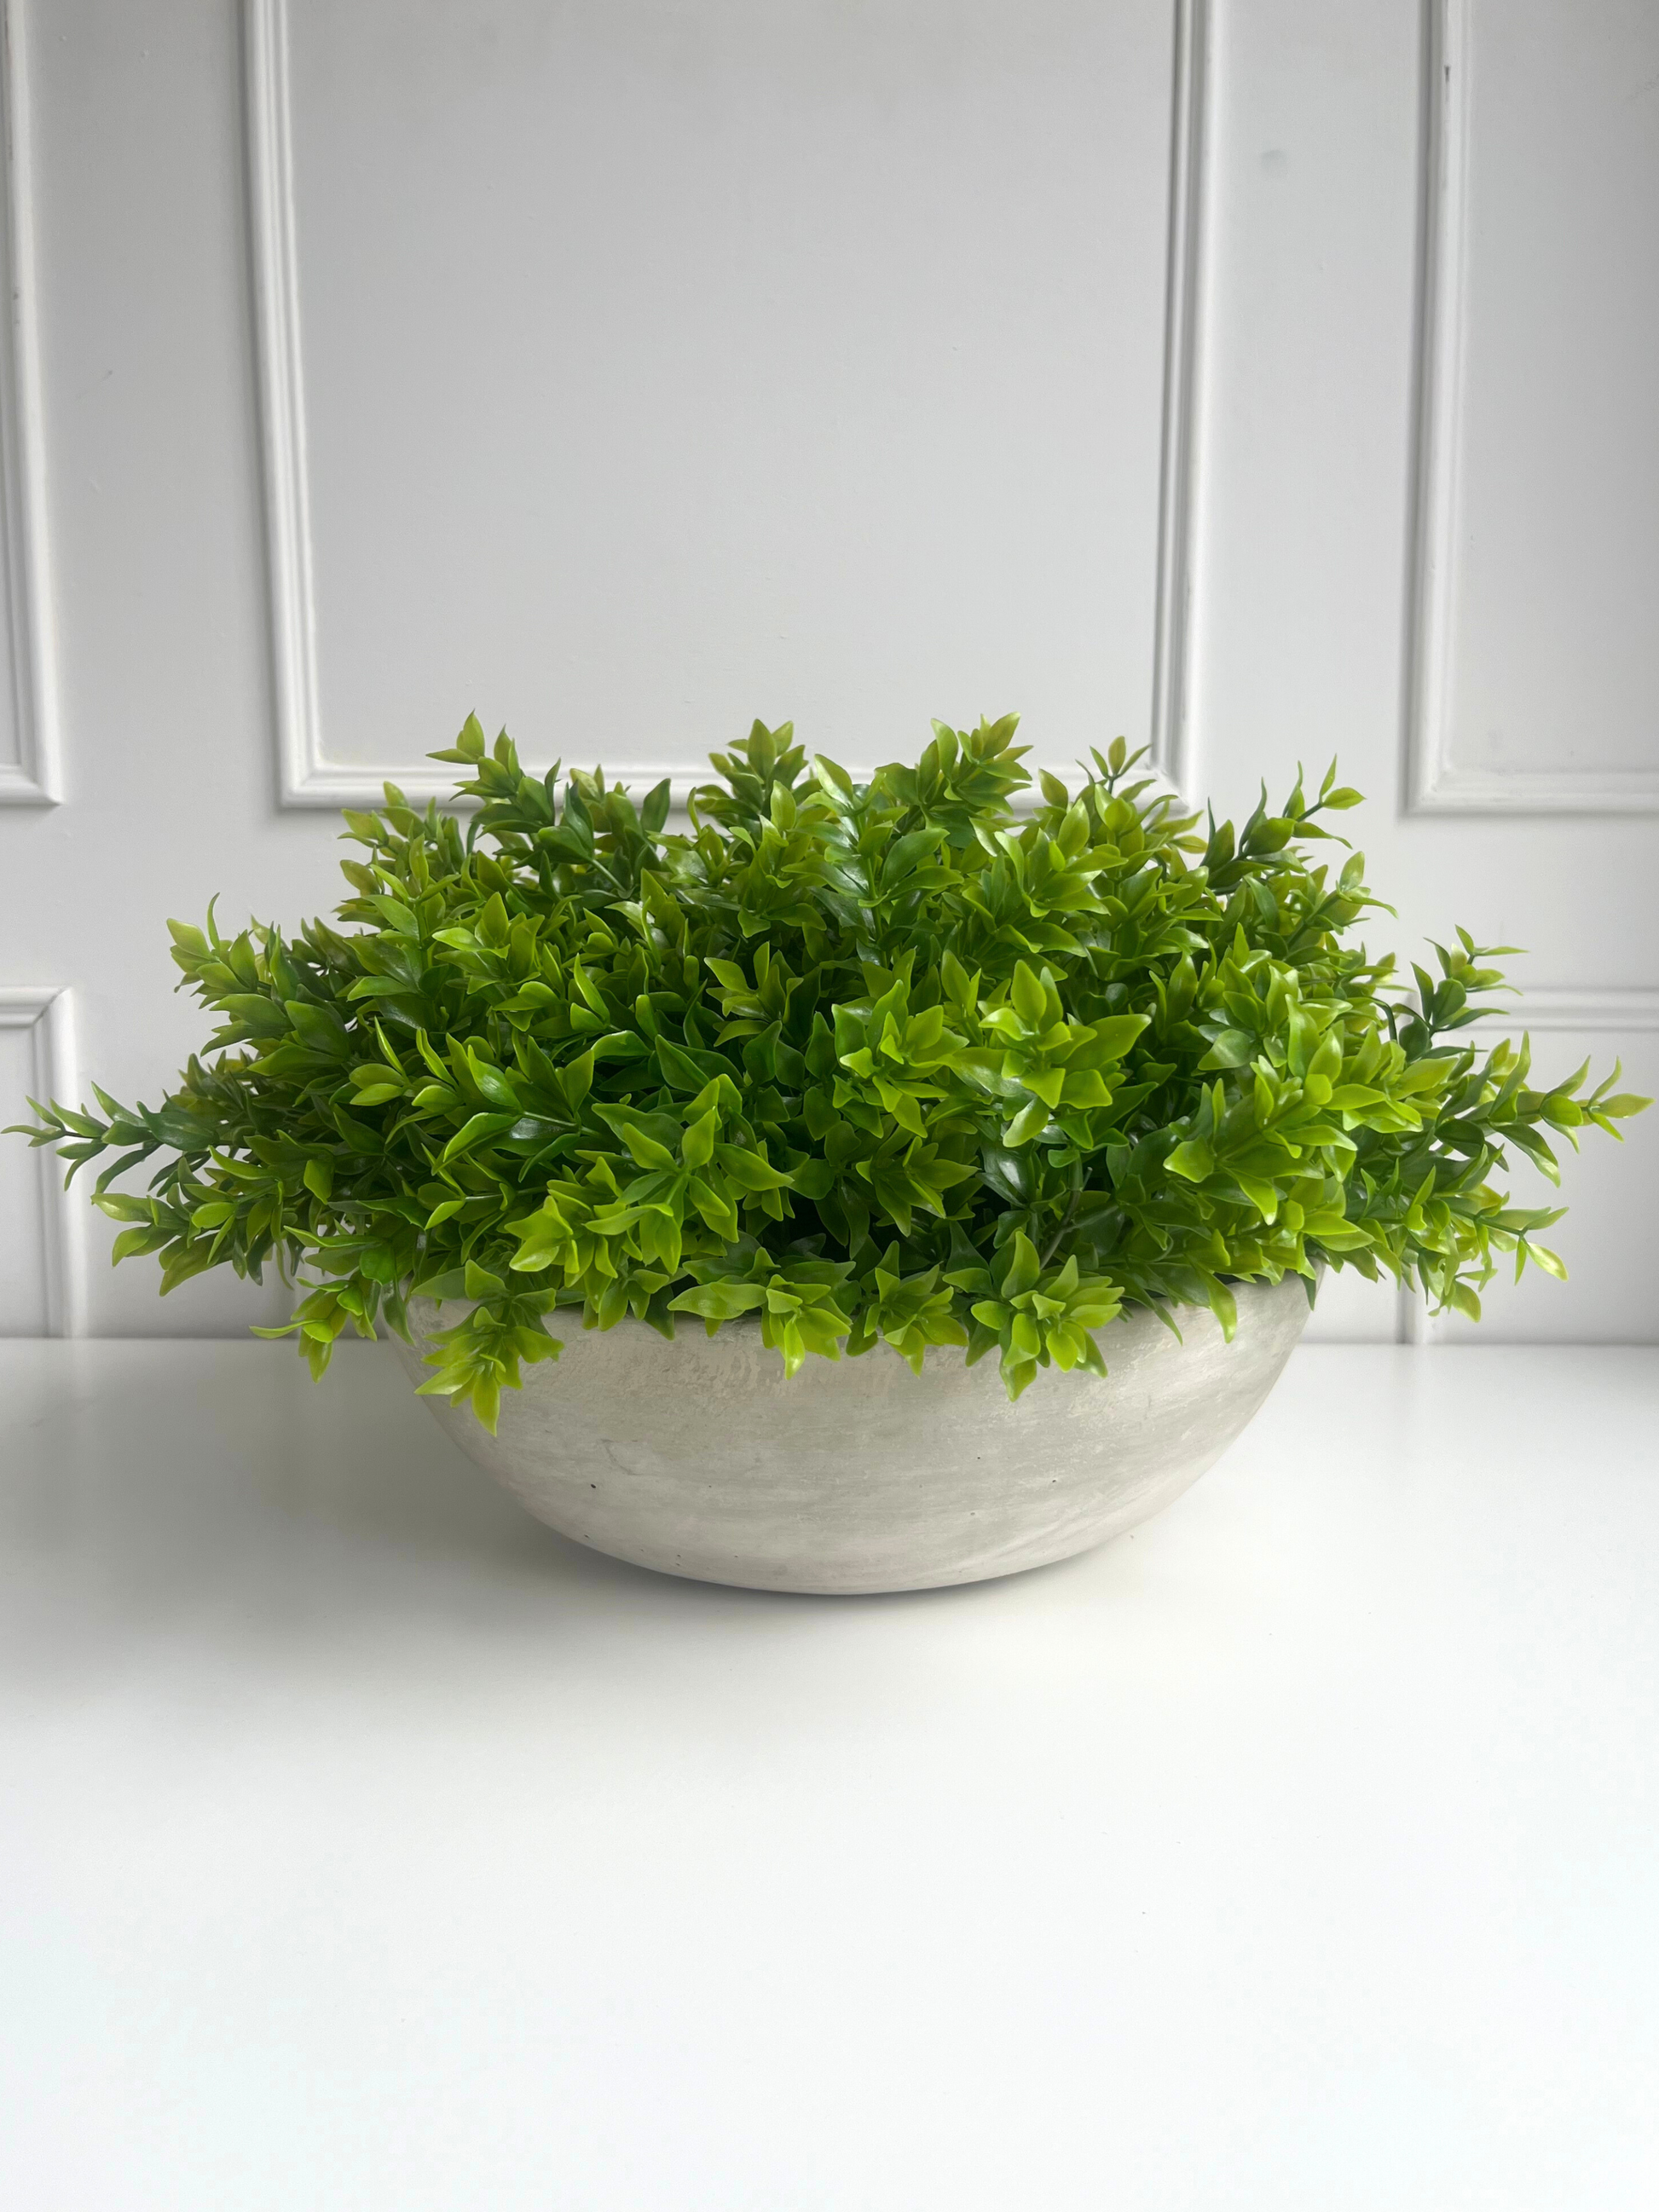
[396,1273,1311,1595]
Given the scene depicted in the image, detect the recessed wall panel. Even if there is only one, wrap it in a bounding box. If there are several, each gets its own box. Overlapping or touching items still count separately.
[0,1018,49,1333]
[276,0,1179,788]
[1431,0,1659,801]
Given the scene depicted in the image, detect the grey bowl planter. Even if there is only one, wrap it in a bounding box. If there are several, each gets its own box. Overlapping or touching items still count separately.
[396,1274,1312,1596]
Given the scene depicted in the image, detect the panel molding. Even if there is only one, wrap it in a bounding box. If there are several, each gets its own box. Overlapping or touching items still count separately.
[1147,0,1209,804]
[0,988,84,1336]
[1459,986,1659,1037]
[244,0,325,809]
[1404,0,1659,817]
[246,0,1206,811]
[0,0,61,807]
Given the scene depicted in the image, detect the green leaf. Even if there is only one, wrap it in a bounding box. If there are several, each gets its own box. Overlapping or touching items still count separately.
[999,1233,1041,1298]
[680,1109,718,1169]
[286,1001,351,1055]
[465,1053,523,1111]
[1010,962,1047,1026]
[1088,1014,1149,1060]
[112,1225,171,1263]
[1196,1029,1253,1071]
[217,995,291,1039]
[1002,1100,1049,1147]
[668,1280,768,1321]
[1165,1138,1214,1181]
[477,893,511,950]
[441,1112,518,1163]
[655,1035,717,1094]
[714,1142,792,1192]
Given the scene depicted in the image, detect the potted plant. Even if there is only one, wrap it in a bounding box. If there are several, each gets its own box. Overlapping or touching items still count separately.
[13,716,1645,1592]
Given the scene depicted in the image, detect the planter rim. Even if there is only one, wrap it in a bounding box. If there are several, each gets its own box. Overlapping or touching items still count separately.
[408,1267,1317,1349]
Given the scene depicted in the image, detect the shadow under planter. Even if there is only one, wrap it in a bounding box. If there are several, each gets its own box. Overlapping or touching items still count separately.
[394,1276,1313,1596]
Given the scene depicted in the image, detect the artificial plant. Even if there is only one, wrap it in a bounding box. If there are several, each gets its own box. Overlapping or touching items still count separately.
[12,715,1645,1425]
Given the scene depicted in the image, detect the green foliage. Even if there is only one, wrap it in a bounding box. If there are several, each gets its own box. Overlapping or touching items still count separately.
[10,712,1648,1429]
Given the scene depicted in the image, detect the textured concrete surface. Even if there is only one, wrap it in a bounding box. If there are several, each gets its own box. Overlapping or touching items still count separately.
[396,1277,1314,1592]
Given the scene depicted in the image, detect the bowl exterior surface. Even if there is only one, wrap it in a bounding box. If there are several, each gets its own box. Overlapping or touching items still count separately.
[394,1275,1311,1594]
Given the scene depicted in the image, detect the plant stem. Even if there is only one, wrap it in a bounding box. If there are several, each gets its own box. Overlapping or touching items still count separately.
[1039,1175,1082,1270]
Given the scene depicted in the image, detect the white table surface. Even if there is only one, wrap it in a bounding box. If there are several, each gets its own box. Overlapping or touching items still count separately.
[2,1339,1656,2211]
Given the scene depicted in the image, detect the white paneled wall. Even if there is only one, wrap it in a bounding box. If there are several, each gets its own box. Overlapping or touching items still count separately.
[0,0,1653,1343]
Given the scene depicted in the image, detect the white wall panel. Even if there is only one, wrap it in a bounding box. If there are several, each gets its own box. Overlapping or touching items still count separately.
[0,990,80,1334]
[1410,0,1659,813]
[257,0,1188,803]
[0,1005,49,1331]
[1186,0,1423,835]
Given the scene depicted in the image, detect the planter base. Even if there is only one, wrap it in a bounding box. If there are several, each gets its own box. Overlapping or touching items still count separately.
[397,1275,1312,1595]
